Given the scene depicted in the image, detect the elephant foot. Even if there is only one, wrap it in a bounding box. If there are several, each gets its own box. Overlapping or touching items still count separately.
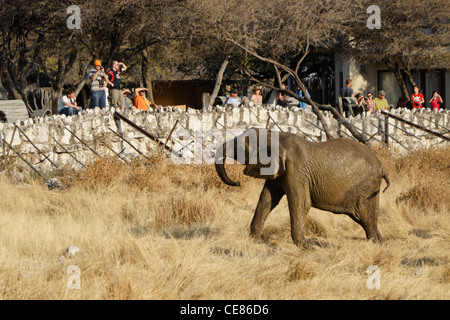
[249,230,268,246]
[250,227,263,239]
[292,240,313,250]
[365,228,384,243]
[292,236,310,250]
[368,235,384,243]
[366,229,384,243]
[300,241,313,250]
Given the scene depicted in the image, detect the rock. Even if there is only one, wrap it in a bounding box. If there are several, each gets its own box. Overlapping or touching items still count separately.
[65,246,82,258]
[45,178,64,190]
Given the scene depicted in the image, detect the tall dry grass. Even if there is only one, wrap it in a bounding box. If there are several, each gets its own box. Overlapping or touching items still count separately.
[0,146,448,300]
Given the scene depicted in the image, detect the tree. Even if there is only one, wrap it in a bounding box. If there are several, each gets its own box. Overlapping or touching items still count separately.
[0,0,84,113]
[74,0,201,104]
[0,0,203,111]
[0,0,44,111]
[197,0,369,141]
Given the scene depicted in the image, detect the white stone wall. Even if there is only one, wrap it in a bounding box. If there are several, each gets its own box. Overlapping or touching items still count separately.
[0,106,448,170]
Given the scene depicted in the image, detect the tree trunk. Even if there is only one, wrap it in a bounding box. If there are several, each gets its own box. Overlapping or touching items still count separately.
[385,58,410,100]
[50,48,78,113]
[207,58,229,108]
[394,69,409,100]
[403,67,417,90]
[0,64,22,100]
[75,59,93,98]
[1,54,33,114]
[142,48,155,103]
[74,78,87,98]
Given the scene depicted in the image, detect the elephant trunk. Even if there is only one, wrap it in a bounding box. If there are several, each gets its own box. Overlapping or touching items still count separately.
[215,141,241,187]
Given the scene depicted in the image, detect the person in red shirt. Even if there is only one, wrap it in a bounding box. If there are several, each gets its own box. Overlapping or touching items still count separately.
[429,90,443,111]
[411,86,424,109]
[133,87,159,111]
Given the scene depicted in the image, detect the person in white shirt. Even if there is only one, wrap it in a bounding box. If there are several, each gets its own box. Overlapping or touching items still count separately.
[58,89,81,116]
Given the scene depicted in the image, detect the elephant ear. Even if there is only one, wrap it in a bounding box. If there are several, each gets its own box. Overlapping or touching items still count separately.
[243,130,287,180]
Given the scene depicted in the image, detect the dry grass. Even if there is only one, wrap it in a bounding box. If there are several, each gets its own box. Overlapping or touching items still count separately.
[0,146,448,300]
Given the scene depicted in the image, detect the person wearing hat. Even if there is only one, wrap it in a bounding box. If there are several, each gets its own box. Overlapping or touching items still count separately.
[87,60,113,109]
[225,89,242,106]
[250,86,263,106]
[374,90,389,111]
[133,87,159,111]
[122,89,132,110]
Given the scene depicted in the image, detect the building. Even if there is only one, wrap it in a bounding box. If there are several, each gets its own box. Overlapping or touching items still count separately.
[335,53,449,109]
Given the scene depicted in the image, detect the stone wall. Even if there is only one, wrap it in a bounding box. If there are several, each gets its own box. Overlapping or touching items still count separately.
[0,106,448,170]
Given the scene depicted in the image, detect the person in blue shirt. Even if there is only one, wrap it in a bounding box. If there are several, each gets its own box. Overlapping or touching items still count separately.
[295,86,310,109]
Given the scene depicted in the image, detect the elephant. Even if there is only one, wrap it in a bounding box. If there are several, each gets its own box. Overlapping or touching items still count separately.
[214,128,390,247]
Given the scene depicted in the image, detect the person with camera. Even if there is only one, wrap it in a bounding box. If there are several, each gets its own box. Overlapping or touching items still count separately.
[429,90,443,111]
[88,60,113,109]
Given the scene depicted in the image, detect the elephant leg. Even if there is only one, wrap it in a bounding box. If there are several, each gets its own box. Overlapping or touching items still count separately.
[361,211,384,243]
[351,196,384,243]
[286,192,311,248]
[250,180,285,239]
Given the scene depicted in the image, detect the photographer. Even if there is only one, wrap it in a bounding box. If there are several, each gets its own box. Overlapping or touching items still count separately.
[88,60,113,109]
[429,90,443,111]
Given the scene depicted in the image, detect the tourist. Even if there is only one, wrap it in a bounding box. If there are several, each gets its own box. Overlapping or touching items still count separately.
[429,90,444,111]
[250,86,263,106]
[365,92,376,114]
[58,89,81,116]
[374,90,389,111]
[107,60,127,112]
[133,87,159,111]
[411,85,424,109]
[295,86,310,109]
[88,60,112,109]
[225,89,241,106]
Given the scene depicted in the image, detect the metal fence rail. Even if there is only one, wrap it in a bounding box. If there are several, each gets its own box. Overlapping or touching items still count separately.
[380,110,450,142]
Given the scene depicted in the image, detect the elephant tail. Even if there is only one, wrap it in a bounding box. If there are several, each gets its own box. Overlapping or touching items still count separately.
[382,171,391,193]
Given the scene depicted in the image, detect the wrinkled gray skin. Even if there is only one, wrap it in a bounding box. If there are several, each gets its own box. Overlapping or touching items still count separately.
[215,128,390,247]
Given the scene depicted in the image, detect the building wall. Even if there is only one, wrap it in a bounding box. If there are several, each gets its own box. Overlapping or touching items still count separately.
[335,54,379,102]
[152,80,216,109]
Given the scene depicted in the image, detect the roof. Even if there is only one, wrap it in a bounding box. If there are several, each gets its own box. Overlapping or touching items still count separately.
[0,99,29,123]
